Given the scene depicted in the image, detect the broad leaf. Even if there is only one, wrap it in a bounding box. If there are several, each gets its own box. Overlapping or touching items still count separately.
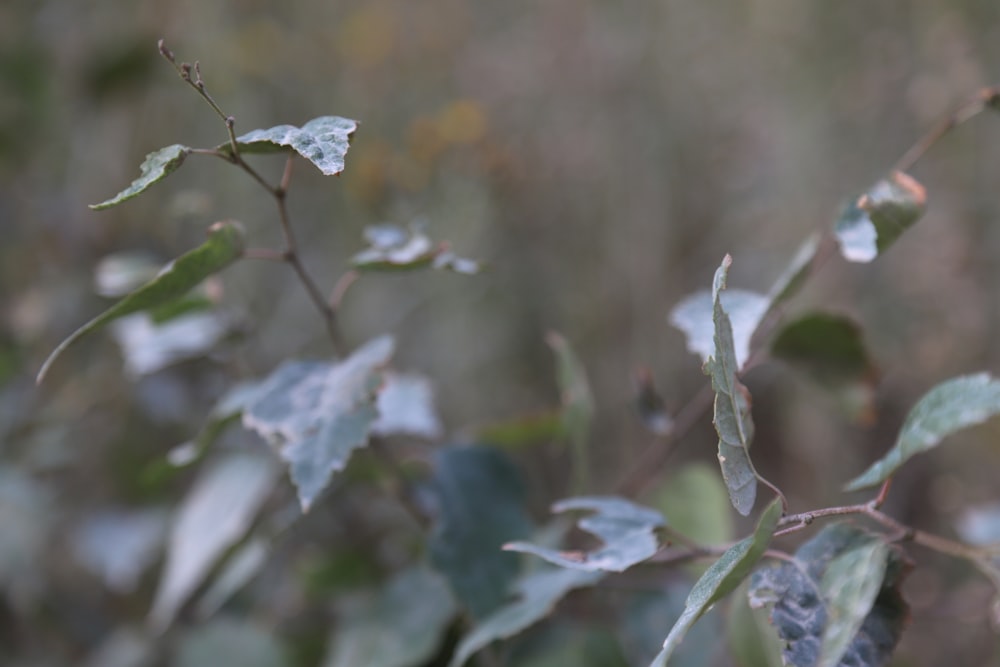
[749,523,909,667]
[547,332,594,490]
[90,143,190,209]
[505,496,665,572]
[351,223,483,274]
[324,567,457,667]
[149,454,278,630]
[845,373,1000,490]
[427,446,533,618]
[706,255,760,516]
[448,568,604,667]
[834,171,926,263]
[222,116,358,176]
[670,288,769,372]
[37,220,245,383]
[371,372,443,439]
[650,498,782,666]
[242,335,395,511]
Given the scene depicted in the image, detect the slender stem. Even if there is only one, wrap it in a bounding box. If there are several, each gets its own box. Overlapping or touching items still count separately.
[330,270,361,310]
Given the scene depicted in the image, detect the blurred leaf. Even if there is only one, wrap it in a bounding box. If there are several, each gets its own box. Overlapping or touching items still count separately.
[94,252,160,297]
[726,582,783,667]
[221,116,358,176]
[194,538,268,619]
[351,223,483,274]
[324,567,457,667]
[90,144,191,209]
[83,628,154,667]
[505,496,665,572]
[447,568,604,667]
[771,313,877,424]
[622,588,723,667]
[670,288,768,372]
[37,221,246,383]
[834,171,926,263]
[474,410,565,449]
[766,233,823,305]
[428,446,533,618]
[242,335,394,511]
[0,467,51,609]
[547,332,594,491]
[71,507,167,593]
[749,523,909,667]
[111,311,229,378]
[650,498,782,666]
[371,372,443,439]
[956,502,1000,546]
[648,462,734,545]
[633,368,673,436]
[705,255,760,516]
[173,618,286,667]
[514,624,626,667]
[149,454,278,631]
[845,373,1000,490]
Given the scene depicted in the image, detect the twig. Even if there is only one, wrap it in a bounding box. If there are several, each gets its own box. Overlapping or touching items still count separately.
[330,270,361,310]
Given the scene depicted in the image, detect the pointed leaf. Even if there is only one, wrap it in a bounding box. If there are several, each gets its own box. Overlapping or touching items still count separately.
[845,373,1000,490]
[242,335,395,511]
[670,288,769,371]
[505,496,666,572]
[448,568,604,667]
[90,144,190,209]
[149,454,278,631]
[428,446,533,618]
[37,220,245,383]
[650,498,782,667]
[222,116,358,175]
[705,255,760,515]
[834,171,926,263]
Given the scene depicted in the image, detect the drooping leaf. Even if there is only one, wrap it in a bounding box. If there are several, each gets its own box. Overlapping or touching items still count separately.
[766,233,823,305]
[220,116,357,176]
[648,462,734,545]
[37,221,246,383]
[622,587,723,667]
[505,496,666,572]
[351,223,483,274]
[650,498,782,666]
[705,255,760,516]
[633,368,673,436]
[845,373,1000,490]
[173,618,287,667]
[90,143,190,209]
[71,507,168,594]
[149,454,278,631]
[427,446,533,618]
[242,335,395,511]
[771,312,877,424]
[371,372,443,439]
[447,567,604,667]
[726,582,784,667]
[547,332,594,490]
[749,523,909,667]
[834,171,926,263]
[324,567,457,667]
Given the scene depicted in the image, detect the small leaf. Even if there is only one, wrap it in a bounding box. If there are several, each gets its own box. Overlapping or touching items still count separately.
[845,373,1000,490]
[222,116,358,176]
[149,454,278,631]
[324,567,457,667]
[447,568,604,667]
[706,255,760,516]
[90,143,190,209]
[427,446,533,618]
[547,332,594,490]
[650,498,782,666]
[834,171,927,263]
[242,335,395,511]
[371,372,443,439]
[351,223,483,274]
[670,289,769,372]
[37,220,246,384]
[505,496,666,572]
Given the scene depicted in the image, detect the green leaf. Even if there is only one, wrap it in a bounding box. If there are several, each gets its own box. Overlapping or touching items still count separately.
[648,462,734,545]
[845,373,1000,490]
[650,498,782,666]
[37,220,245,384]
[834,171,926,263]
[447,568,604,667]
[351,223,483,274]
[324,567,457,667]
[670,287,769,372]
[371,372,443,439]
[149,454,279,631]
[705,255,761,516]
[749,523,909,667]
[90,143,190,209]
[221,116,358,176]
[766,233,823,305]
[546,332,594,490]
[505,496,666,572]
[726,582,783,667]
[428,446,534,618]
[242,335,395,511]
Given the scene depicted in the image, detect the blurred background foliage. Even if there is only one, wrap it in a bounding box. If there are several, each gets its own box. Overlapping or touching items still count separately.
[3,0,1000,665]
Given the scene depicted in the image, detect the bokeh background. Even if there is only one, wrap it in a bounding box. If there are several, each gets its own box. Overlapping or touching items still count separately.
[3,0,1000,665]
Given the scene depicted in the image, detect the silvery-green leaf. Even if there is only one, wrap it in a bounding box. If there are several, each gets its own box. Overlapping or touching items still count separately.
[222,116,358,176]
[91,144,190,209]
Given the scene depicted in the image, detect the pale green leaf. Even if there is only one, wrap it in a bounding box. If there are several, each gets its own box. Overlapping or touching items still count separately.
[222,116,358,175]
[505,496,665,572]
[845,373,1000,490]
[818,540,890,667]
[834,171,926,263]
[90,144,190,209]
[648,462,734,545]
[37,220,245,383]
[242,335,395,511]
[650,498,782,666]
